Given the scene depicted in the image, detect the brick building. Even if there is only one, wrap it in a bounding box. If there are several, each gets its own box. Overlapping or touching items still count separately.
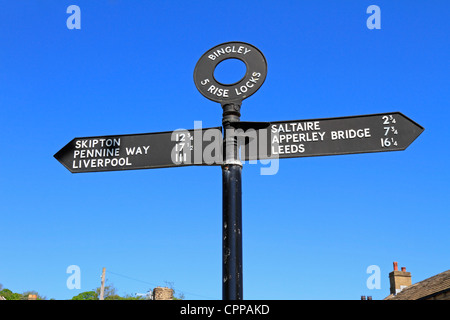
[152,286,174,300]
[384,262,450,300]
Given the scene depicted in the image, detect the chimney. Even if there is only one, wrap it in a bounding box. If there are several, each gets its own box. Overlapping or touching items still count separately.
[152,286,174,300]
[389,261,412,295]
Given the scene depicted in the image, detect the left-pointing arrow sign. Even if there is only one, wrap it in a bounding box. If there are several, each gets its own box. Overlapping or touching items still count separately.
[54,127,223,173]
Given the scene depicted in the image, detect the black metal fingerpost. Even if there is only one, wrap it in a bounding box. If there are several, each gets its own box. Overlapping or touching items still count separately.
[193,42,267,300]
[221,102,243,300]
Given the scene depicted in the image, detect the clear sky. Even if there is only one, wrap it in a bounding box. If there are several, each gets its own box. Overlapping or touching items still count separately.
[0,1,449,300]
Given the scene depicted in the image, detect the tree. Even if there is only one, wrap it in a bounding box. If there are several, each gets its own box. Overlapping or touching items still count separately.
[71,280,145,300]
[69,278,183,300]
[0,288,47,300]
[22,290,46,300]
[95,279,117,299]
[71,291,98,300]
[164,281,185,300]
[95,281,145,300]
[0,289,23,300]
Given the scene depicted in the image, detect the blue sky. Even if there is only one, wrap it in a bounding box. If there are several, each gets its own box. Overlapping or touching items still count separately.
[0,1,449,300]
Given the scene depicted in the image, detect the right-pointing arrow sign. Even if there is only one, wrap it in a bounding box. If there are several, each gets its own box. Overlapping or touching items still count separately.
[242,112,424,161]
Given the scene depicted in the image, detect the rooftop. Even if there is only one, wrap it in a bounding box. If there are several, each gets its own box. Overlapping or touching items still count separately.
[384,269,450,300]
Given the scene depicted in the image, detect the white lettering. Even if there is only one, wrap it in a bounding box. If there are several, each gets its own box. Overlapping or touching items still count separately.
[207,85,229,97]
[208,46,252,61]
[330,128,371,140]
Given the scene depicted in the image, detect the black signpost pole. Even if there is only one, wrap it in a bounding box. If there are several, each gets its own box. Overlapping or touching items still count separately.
[193,42,268,300]
[221,102,243,300]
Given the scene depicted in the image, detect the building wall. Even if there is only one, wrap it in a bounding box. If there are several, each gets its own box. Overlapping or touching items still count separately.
[152,287,173,300]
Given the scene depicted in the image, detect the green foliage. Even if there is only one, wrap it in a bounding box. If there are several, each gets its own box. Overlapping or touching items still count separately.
[0,288,46,300]
[0,280,183,300]
[71,291,98,300]
[22,290,46,300]
[71,279,146,300]
[105,294,146,300]
[95,281,117,299]
[0,288,23,300]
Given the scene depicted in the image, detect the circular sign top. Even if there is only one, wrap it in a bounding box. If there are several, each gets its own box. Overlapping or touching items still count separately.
[193,42,267,104]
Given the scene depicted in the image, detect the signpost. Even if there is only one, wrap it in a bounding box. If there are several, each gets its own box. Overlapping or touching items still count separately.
[241,112,424,161]
[54,127,223,173]
[55,41,424,301]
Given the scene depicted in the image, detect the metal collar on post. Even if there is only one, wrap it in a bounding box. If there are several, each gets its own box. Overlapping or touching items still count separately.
[222,102,242,167]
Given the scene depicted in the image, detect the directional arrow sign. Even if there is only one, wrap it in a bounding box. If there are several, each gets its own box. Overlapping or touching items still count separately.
[54,127,223,173]
[241,112,424,161]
